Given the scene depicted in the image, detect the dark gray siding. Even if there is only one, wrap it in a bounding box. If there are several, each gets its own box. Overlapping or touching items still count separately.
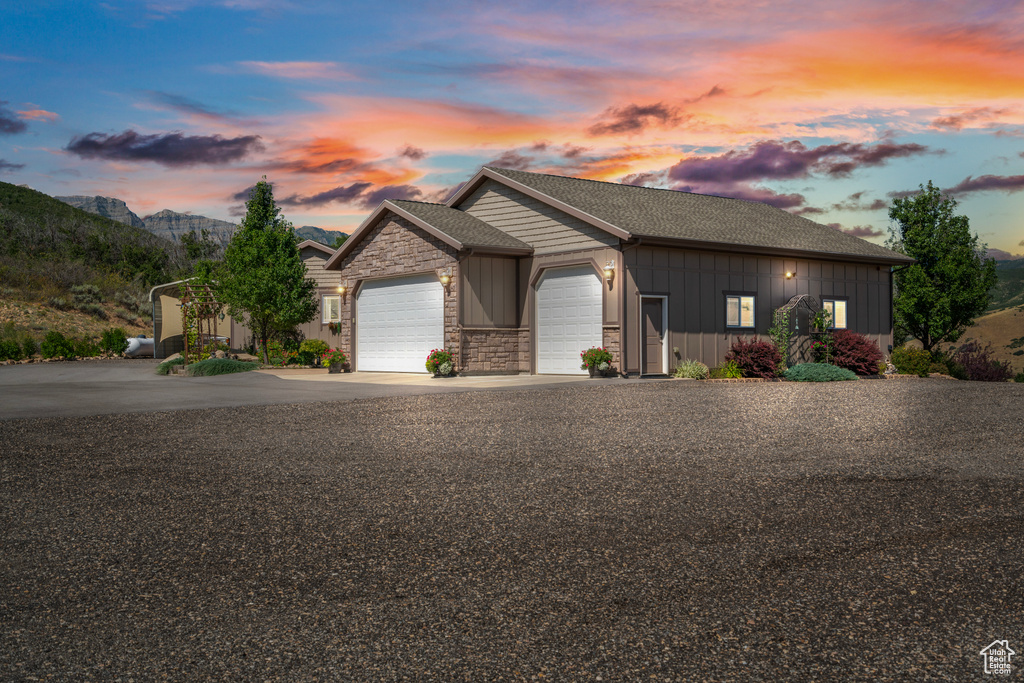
[623,245,894,374]
[461,255,519,327]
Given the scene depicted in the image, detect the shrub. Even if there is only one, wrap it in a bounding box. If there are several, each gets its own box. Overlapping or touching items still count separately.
[100,327,129,355]
[41,330,76,359]
[73,337,101,357]
[22,337,36,358]
[785,363,858,382]
[77,302,107,319]
[296,350,316,366]
[70,284,102,305]
[891,346,934,377]
[0,338,22,361]
[673,359,709,379]
[426,348,454,374]
[952,341,1013,382]
[156,357,185,375]
[48,297,69,310]
[299,339,329,360]
[580,346,613,370]
[725,337,781,379]
[709,360,743,379]
[186,358,259,377]
[1015,372,1024,383]
[827,329,884,375]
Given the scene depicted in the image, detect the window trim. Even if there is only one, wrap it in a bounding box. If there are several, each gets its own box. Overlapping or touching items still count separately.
[822,298,848,330]
[725,293,756,329]
[322,294,341,324]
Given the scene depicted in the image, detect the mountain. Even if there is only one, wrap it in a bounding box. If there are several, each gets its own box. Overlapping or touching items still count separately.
[295,225,347,247]
[56,195,146,229]
[142,209,237,244]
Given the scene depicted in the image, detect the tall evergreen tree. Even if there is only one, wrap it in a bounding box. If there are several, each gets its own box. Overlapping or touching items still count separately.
[218,178,317,363]
[887,181,997,351]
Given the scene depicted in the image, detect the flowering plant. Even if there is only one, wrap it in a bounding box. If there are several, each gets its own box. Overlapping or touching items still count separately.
[426,348,454,375]
[323,348,348,366]
[580,346,613,370]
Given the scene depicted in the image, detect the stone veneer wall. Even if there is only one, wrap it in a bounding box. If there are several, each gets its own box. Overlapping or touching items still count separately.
[335,216,459,366]
[459,328,523,374]
[603,327,621,375]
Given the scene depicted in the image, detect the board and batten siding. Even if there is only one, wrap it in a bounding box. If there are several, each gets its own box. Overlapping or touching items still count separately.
[458,179,618,255]
[622,246,894,374]
[461,255,519,327]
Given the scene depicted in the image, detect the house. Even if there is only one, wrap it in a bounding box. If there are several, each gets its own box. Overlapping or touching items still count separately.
[321,166,914,376]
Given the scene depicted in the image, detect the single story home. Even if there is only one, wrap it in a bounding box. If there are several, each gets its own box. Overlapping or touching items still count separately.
[319,166,913,376]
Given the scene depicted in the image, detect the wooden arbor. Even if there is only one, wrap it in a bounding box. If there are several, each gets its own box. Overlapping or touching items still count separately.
[179,282,225,365]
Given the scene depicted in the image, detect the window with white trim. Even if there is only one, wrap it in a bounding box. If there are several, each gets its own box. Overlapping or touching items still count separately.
[322,295,341,323]
[822,299,847,329]
[726,294,755,328]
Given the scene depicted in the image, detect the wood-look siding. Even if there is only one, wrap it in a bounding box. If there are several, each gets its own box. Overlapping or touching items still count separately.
[461,255,518,327]
[458,179,618,254]
[301,248,335,288]
[622,246,893,374]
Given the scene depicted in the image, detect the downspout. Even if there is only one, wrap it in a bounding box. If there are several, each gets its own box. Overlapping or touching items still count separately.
[617,238,642,376]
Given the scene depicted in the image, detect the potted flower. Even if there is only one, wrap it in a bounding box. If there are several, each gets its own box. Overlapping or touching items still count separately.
[324,348,349,373]
[426,348,455,377]
[580,346,614,377]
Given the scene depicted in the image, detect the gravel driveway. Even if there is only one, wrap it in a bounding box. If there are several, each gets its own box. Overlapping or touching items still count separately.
[2,380,1022,680]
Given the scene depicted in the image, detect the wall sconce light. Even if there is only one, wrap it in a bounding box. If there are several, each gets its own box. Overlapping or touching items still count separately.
[603,261,615,284]
[785,271,794,279]
[438,268,453,293]
[338,283,348,299]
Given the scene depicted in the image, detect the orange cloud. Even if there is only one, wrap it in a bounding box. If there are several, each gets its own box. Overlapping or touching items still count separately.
[238,61,356,80]
[17,108,58,122]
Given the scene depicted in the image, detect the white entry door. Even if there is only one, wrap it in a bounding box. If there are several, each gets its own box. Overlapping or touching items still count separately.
[536,266,603,374]
[356,274,444,372]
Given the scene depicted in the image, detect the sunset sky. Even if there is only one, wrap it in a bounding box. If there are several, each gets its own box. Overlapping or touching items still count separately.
[2,0,1023,256]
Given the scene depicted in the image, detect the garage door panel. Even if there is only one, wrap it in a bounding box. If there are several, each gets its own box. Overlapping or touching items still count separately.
[356,274,443,373]
[536,266,603,375]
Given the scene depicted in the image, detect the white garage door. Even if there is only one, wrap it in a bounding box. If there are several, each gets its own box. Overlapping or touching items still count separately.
[536,266,603,375]
[356,274,444,373]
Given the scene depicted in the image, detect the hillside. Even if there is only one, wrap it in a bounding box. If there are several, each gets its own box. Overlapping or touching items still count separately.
[960,306,1024,374]
[295,225,347,247]
[988,258,1024,312]
[56,195,146,229]
[141,209,236,244]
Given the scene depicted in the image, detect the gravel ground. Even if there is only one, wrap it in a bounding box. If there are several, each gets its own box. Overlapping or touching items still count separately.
[2,380,1023,681]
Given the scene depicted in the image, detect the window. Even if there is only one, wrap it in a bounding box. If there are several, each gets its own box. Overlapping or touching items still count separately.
[726,294,755,328]
[322,295,341,324]
[822,299,847,329]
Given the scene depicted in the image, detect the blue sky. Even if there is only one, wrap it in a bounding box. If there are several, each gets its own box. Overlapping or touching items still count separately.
[2,0,1023,257]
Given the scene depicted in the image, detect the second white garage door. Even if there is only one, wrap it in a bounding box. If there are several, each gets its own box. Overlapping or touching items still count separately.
[536,266,604,374]
[356,274,444,373]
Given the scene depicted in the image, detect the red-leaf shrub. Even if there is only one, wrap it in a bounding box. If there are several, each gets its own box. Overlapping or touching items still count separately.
[725,337,782,379]
[952,341,1013,382]
[829,329,884,375]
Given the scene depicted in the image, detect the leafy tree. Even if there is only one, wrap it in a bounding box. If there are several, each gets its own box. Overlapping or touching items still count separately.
[331,233,349,250]
[217,178,317,363]
[180,228,220,261]
[887,181,997,351]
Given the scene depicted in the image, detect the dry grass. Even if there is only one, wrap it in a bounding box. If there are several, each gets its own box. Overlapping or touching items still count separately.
[0,298,151,343]
[959,306,1024,373]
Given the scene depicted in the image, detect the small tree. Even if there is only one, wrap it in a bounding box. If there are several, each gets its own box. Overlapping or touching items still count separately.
[767,307,793,370]
[218,179,317,364]
[887,182,998,351]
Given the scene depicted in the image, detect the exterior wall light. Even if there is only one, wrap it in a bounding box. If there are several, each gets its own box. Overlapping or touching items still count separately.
[338,283,348,299]
[438,268,453,293]
[603,261,615,283]
[785,271,794,279]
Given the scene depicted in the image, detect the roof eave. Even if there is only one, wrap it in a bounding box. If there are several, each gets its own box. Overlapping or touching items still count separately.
[631,235,917,265]
[460,245,533,256]
[448,167,633,241]
[296,239,336,256]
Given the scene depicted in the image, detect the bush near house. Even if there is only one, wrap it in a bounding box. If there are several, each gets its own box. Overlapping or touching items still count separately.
[827,329,884,375]
[725,337,781,379]
[186,358,259,376]
[40,330,76,359]
[708,360,743,379]
[1014,372,1024,383]
[156,357,185,375]
[100,327,129,355]
[673,359,709,379]
[891,346,938,377]
[785,363,859,382]
[951,341,1014,382]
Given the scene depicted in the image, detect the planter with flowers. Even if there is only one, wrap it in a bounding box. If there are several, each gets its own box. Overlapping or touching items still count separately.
[324,348,350,373]
[580,346,614,377]
[426,348,456,377]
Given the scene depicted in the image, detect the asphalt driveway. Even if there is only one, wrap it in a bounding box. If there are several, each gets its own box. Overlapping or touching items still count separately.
[0,360,627,419]
[2,379,1022,680]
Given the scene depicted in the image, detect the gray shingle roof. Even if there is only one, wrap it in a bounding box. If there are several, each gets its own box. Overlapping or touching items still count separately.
[389,199,532,252]
[485,166,912,263]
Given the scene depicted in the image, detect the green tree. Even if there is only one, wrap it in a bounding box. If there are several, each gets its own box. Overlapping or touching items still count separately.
[887,181,997,351]
[331,233,349,250]
[218,178,317,363]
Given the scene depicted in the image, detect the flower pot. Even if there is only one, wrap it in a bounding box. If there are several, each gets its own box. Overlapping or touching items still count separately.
[328,361,347,374]
[588,366,599,378]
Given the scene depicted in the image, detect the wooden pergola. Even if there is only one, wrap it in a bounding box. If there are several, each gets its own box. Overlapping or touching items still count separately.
[180,282,224,366]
